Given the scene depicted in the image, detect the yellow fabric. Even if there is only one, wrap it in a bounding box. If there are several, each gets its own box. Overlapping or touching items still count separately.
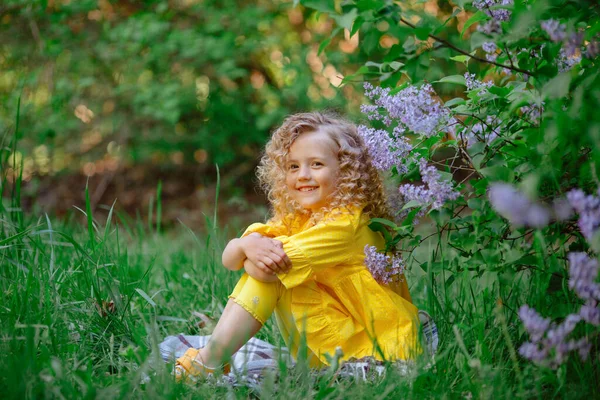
[230,273,323,367]
[235,205,420,365]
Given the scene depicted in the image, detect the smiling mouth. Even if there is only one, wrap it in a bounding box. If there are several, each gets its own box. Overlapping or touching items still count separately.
[298,187,318,192]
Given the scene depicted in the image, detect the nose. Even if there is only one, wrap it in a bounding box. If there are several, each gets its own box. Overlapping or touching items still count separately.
[298,165,311,180]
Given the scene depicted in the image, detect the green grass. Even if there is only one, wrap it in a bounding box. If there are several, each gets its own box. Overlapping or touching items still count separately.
[1,187,598,399]
[1,128,598,399]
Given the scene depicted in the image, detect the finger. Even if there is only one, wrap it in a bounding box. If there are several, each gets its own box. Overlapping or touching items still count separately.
[269,255,286,274]
[268,252,287,273]
[260,256,281,274]
[281,254,292,271]
[256,261,275,275]
[272,239,284,249]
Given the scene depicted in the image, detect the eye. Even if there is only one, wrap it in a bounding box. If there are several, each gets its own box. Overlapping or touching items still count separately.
[312,161,324,167]
[288,164,299,170]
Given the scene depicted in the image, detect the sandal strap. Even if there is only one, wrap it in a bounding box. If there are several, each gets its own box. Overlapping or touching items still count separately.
[174,348,231,381]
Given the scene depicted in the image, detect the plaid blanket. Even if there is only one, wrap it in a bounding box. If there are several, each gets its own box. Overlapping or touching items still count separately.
[159,310,438,385]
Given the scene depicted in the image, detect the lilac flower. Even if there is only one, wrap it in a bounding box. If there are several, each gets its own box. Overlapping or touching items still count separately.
[473,0,513,22]
[363,245,404,285]
[482,41,497,54]
[519,305,551,342]
[482,41,498,62]
[363,82,454,137]
[567,252,600,301]
[540,19,567,42]
[545,314,581,347]
[563,31,584,57]
[579,300,600,326]
[567,188,600,241]
[518,342,548,363]
[557,47,581,72]
[464,73,493,92]
[399,159,459,212]
[478,20,501,35]
[358,125,412,173]
[519,250,600,368]
[488,183,551,228]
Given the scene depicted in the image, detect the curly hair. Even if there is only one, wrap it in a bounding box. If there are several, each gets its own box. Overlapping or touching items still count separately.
[256,111,393,232]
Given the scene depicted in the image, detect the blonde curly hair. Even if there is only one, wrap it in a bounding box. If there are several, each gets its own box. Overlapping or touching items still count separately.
[257,111,392,232]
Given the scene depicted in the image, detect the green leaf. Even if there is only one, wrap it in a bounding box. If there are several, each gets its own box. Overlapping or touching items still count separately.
[388,61,404,71]
[415,26,430,40]
[369,217,398,229]
[461,11,487,38]
[351,15,364,36]
[542,73,572,99]
[332,8,358,31]
[445,98,466,107]
[301,0,337,14]
[450,55,470,64]
[435,75,466,86]
[135,288,156,307]
[478,165,514,182]
[402,200,423,210]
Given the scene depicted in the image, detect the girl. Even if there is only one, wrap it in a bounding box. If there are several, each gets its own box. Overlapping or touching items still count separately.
[174,112,420,381]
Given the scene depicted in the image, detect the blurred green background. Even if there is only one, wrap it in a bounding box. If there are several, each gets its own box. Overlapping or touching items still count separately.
[1,0,464,230]
[0,0,364,229]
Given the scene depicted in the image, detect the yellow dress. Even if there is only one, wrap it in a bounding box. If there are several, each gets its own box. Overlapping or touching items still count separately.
[231,205,419,366]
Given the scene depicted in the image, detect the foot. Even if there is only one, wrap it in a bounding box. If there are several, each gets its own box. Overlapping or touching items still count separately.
[173,348,231,383]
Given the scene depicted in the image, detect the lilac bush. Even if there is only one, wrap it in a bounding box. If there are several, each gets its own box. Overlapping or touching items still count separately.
[362,82,455,138]
[519,250,599,367]
[399,158,459,213]
[567,188,600,242]
[357,125,412,173]
[303,0,600,382]
[488,183,551,228]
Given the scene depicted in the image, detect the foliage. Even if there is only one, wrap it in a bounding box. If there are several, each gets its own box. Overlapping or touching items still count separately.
[0,0,358,180]
[300,0,600,395]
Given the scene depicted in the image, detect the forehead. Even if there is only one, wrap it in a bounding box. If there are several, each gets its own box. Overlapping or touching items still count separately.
[287,129,338,159]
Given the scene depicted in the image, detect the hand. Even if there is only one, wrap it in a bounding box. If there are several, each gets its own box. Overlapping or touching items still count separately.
[241,233,292,275]
[243,259,280,282]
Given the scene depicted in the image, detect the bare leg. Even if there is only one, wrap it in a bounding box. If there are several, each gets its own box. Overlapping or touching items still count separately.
[196,299,262,367]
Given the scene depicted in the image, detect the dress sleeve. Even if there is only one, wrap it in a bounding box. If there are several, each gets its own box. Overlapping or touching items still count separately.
[241,223,282,239]
[274,213,356,289]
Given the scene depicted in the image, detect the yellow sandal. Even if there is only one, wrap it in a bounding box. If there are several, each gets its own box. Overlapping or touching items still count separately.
[173,348,231,383]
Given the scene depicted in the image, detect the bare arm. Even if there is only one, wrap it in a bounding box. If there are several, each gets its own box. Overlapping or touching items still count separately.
[222,232,292,274]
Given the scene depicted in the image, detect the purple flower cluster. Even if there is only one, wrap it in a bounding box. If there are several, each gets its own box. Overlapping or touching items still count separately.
[363,245,404,285]
[464,73,494,92]
[518,251,600,367]
[539,19,584,71]
[399,158,459,211]
[540,19,567,42]
[557,47,582,72]
[357,125,412,173]
[568,253,600,302]
[567,187,600,241]
[482,41,498,62]
[473,0,513,22]
[488,183,551,228]
[363,82,455,138]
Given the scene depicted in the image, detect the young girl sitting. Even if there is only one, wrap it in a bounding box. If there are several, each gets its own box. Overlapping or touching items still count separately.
[174,112,420,381]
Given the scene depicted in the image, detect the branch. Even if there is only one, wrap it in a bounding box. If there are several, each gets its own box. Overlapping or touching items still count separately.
[398,17,536,77]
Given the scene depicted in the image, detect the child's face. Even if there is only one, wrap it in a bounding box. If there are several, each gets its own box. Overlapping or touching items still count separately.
[285,129,340,212]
